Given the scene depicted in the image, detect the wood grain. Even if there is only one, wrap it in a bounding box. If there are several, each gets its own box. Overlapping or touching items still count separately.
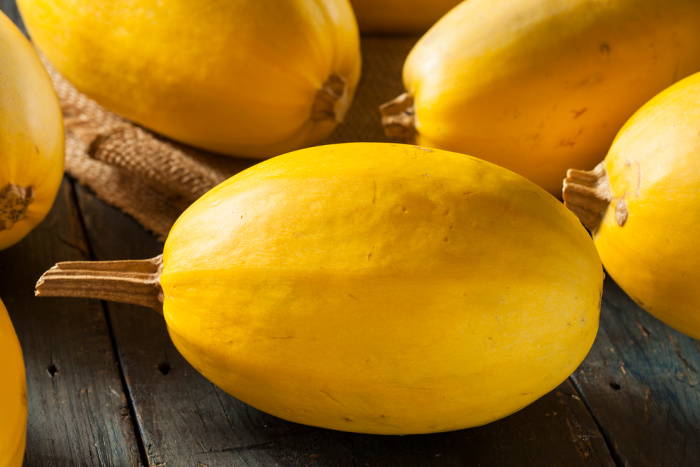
[572,278,700,466]
[0,180,143,466]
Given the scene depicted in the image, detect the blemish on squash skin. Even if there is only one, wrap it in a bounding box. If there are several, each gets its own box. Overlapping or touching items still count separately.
[572,108,588,119]
[558,138,576,148]
[319,389,342,405]
[576,77,590,88]
[558,128,584,148]
[672,60,681,83]
[251,336,295,342]
[624,158,642,196]
[615,196,629,227]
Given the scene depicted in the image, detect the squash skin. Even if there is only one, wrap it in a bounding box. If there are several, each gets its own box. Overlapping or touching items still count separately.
[350,0,461,34]
[398,0,700,195]
[591,73,700,339]
[17,0,361,159]
[160,143,604,434]
[0,298,27,467]
[0,11,64,251]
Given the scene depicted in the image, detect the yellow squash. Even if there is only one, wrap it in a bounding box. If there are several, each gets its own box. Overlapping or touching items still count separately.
[564,72,700,339]
[0,298,27,467]
[18,0,361,159]
[381,0,700,195]
[37,143,604,434]
[350,0,461,34]
[0,11,64,251]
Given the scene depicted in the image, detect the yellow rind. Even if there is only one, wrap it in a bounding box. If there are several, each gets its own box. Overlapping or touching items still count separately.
[0,11,64,250]
[0,298,27,467]
[17,0,361,158]
[401,0,700,195]
[161,143,603,434]
[594,73,700,338]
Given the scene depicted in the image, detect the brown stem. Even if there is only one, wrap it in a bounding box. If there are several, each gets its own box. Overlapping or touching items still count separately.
[311,74,349,123]
[35,255,164,313]
[379,92,416,142]
[562,162,612,232]
[1,183,34,231]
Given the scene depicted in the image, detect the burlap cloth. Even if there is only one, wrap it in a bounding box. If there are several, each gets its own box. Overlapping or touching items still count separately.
[44,36,419,241]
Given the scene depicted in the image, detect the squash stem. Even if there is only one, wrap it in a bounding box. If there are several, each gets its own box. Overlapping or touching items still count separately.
[1,183,34,231]
[379,92,417,142]
[35,255,164,314]
[312,74,349,123]
[562,162,612,233]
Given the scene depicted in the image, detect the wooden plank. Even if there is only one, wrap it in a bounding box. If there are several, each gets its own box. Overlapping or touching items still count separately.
[572,277,700,466]
[0,179,144,466]
[349,380,614,467]
[74,184,615,466]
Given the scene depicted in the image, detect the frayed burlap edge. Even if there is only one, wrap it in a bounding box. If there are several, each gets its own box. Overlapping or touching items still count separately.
[43,56,258,240]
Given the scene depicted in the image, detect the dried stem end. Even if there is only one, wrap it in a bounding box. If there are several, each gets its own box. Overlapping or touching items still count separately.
[1,183,35,231]
[562,162,613,233]
[379,92,416,142]
[312,74,349,123]
[35,255,165,313]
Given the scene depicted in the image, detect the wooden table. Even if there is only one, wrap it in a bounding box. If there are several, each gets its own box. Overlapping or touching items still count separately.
[2,2,700,466]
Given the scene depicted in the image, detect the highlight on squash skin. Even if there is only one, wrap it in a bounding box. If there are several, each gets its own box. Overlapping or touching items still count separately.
[35,143,604,435]
[0,298,28,467]
[382,0,700,195]
[564,71,700,339]
[17,0,362,159]
[0,10,65,251]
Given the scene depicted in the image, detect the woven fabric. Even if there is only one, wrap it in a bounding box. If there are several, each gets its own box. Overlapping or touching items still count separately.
[43,35,418,240]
